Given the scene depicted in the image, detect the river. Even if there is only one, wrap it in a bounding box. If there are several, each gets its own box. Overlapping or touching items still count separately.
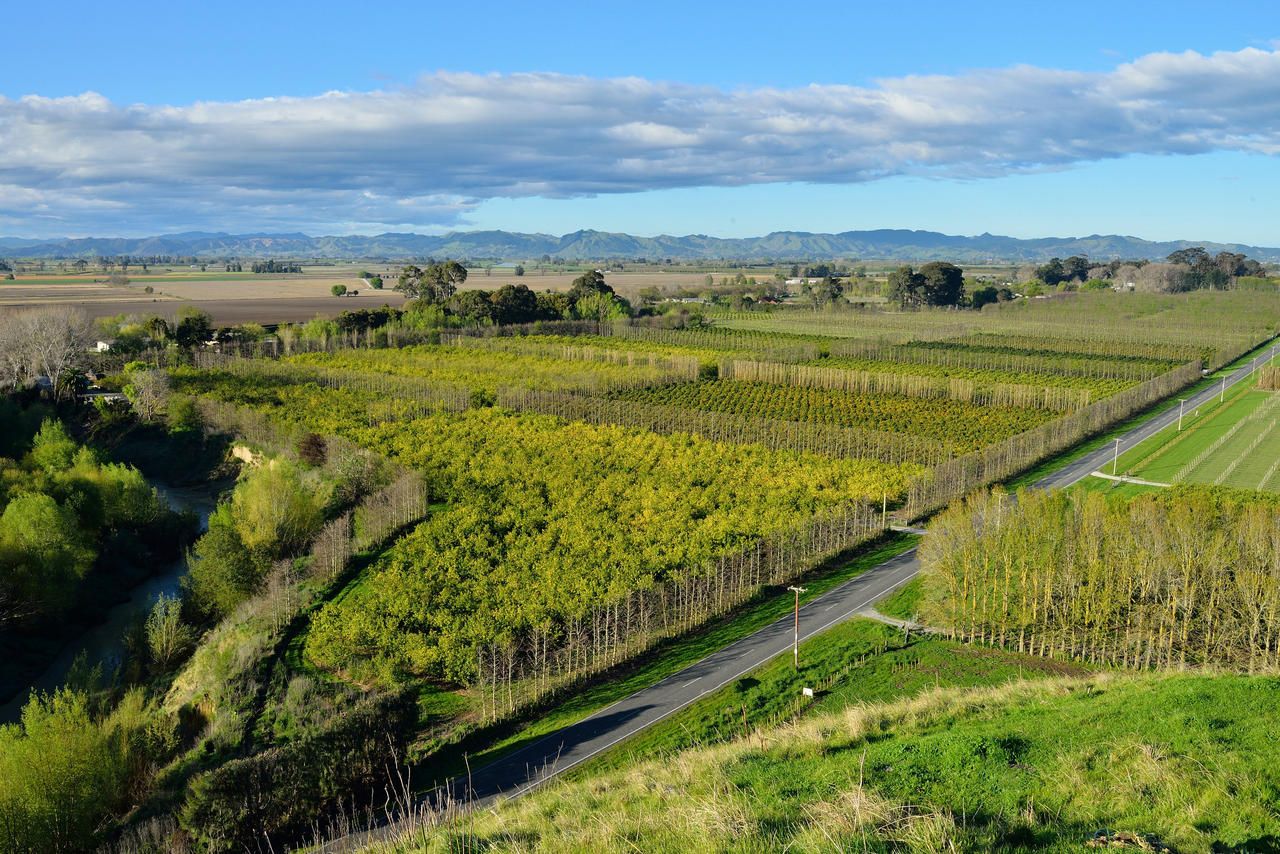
[0,481,219,722]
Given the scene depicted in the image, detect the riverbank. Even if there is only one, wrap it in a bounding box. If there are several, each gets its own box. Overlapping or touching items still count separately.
[0,479,222,721]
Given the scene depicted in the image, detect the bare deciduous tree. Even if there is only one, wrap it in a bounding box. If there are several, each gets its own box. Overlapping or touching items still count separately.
[124,368,170,421]
[0,311,32,391]
[1133,262,1191,293]
[0,307,90,399]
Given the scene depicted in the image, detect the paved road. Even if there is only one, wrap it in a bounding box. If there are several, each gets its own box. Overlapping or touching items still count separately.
[320,340,1277,850]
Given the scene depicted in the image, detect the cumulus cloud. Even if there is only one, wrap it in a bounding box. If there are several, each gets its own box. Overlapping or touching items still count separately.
[2,46,1280,234]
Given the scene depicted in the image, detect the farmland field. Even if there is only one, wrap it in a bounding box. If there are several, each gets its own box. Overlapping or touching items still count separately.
[0,266,757,325]
[7,287,1280,853]
[610,379,1057,453]
[1108,372,1280,491]
[287,343,699,393]
[164,292,1280,722]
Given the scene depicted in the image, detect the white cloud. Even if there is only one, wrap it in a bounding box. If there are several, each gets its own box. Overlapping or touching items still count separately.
[2,47,1280,234]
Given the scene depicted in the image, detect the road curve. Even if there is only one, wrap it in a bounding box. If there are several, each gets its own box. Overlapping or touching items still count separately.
[320,339,1277,850]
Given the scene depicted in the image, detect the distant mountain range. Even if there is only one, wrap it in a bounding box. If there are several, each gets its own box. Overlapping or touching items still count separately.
[2,229,1277,263]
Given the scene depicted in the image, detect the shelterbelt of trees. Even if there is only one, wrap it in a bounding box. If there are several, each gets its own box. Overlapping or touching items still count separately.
[919,485,1280,671]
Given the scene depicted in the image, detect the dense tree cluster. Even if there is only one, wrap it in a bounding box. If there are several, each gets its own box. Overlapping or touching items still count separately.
[1026,250,1267,293]
[968,285,1014,309]
[886,262,965,309]
[0,686,157,852]
[922,486,1280,671]
[250,260,302,274]
[0,419,175,626]
[1034,255,1091,286]
[391,262,632,326]
[184,461,328,618]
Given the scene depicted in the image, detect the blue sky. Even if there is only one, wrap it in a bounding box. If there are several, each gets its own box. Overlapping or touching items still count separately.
[2,0,1279,242]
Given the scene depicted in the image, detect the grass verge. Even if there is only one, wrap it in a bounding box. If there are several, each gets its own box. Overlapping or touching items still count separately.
[875,577,923,622]
[1003,334,1279,492]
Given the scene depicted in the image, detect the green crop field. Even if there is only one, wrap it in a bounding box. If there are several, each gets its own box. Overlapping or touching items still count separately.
[1104,373,1280,492]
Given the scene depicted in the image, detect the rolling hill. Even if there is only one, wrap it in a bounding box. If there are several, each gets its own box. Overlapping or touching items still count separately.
[3,228,1278,263]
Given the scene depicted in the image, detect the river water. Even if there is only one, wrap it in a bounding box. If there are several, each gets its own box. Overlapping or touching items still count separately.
[0,481,219,722]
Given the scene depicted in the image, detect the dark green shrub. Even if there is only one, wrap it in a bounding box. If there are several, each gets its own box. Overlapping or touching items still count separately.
[180,690,415,851]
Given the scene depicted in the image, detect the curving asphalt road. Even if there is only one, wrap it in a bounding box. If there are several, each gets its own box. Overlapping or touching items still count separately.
[320,339,1277,850]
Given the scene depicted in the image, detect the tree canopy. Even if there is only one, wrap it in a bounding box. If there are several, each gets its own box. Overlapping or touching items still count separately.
[397,261,468,304]
[888,262,965,308]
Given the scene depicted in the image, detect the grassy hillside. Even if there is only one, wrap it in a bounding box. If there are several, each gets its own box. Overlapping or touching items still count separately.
[579,618,1091,779]
[375,673,1280,853]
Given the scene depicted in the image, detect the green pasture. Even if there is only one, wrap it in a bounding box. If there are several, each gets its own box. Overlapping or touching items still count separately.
[1090,373,1280,493]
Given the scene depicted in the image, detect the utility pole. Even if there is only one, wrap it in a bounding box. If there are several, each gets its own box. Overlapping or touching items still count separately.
[1178,398,1187,432]
[881,492,887,528]
[787,586,807,669]
[1220,376,1226,403]
[1112,438,1121,476]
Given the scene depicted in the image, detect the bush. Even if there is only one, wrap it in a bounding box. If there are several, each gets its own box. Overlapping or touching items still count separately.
[166,396,202,435]
[146,593,194,672]
[0,687,158,853]
[184,509,256,618]
[180,691,415,852]
[29,418,78,472]
[229,461,325,558]
[185,463,326,616]
[297,433,327,467]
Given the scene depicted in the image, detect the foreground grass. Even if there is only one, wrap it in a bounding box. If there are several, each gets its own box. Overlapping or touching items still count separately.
[578,618,1091,779]
[377,672,1280,853]
[418,534,919,786]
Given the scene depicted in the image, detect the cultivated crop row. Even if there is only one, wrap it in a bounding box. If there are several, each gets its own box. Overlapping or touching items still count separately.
[611,380,1055,454]
[723,359,1097,412]
[287,343,697,393]
[822,341,1170,382]
[496,388,949,466]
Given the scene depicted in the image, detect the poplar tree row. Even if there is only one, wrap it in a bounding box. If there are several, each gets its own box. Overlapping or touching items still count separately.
[920,486,1280,672]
